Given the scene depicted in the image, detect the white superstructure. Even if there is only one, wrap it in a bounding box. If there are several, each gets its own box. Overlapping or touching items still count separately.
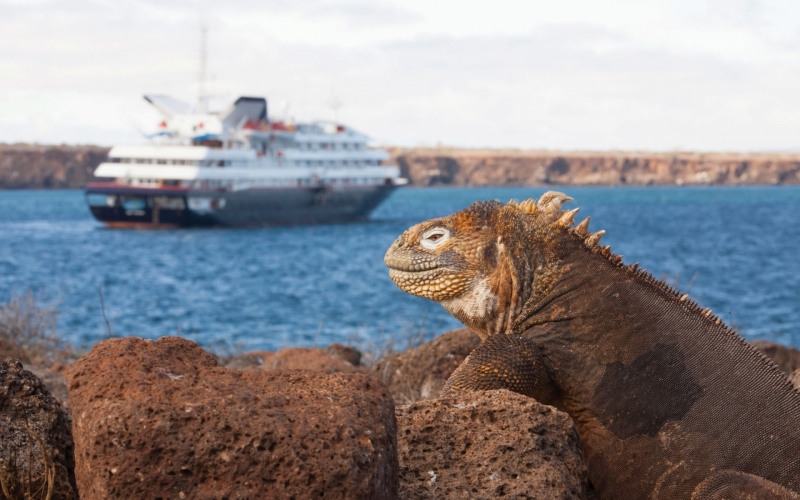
[93,96,404,190]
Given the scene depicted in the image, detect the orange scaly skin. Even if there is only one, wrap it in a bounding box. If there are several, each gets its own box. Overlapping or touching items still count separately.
[384,192,800,499]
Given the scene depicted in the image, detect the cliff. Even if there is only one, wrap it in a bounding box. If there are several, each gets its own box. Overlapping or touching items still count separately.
[3,144,800,189]
[390,148,800,186]
[0,144,108,189]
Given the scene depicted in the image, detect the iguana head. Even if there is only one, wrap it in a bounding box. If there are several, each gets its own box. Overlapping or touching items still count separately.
[385,191,609,339]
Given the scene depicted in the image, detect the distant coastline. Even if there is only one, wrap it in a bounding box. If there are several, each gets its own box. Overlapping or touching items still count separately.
[389,147,800,187]
[2,143,800,189]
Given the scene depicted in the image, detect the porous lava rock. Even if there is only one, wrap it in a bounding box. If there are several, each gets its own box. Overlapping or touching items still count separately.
[0,337,30,364]
[245,346,367,373]
[0,357,77,500]
[749,340,800,376]
[67,336,398,500]
[373,328,481,404]
[26,365,70,411]
[396,390,588,499]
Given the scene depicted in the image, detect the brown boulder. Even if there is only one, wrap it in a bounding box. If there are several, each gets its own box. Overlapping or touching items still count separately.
[220,351,264,371]
[396,390,588,499]
[325,342,363,367]
[373,328,481,404]
[0,357,77,500]
[749,340,800,375]
[790,369,800,389]
[0,337,30,364]
[68,336,398,500]
[258,346,368,373]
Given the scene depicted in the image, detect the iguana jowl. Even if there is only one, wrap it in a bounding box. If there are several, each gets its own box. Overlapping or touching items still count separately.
[384,192,800,499]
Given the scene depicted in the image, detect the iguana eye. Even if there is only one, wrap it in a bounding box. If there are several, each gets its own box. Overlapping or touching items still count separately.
[421,227,450,250]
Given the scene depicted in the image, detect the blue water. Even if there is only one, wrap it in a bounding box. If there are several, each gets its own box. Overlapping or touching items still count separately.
[0,187,798,351]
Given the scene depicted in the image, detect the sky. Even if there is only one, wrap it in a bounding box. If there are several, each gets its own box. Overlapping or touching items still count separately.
[2,0,800,150]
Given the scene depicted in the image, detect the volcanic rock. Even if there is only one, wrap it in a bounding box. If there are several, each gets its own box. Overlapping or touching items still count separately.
[220,351,264,371]
[0,357,77,500]
[0,337,30,364]
[258,344,368,373]
[373,328,481,404]
[26,365,70,411]
[396,390,587,499]
[749,340,800,376]
[67,336,398,500]
[325,342,363,367]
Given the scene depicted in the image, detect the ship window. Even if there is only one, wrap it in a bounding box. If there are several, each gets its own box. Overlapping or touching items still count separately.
[121,197,147,211]
[153,197,186,210]
[86,194,116,207]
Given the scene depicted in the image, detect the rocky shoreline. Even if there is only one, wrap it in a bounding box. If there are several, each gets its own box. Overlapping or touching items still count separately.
[390,148,800,186]
[2,330,799,499]
[3,143,800,189]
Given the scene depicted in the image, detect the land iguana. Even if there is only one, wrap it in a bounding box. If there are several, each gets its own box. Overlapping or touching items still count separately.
[384,192,800,499]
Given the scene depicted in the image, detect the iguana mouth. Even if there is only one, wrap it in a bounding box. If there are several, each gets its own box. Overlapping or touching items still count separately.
[388,267,468,301]
[383,254,440,273]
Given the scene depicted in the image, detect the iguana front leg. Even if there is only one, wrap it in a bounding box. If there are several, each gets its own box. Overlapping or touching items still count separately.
[442,333,558,404]
[692,471,800,500]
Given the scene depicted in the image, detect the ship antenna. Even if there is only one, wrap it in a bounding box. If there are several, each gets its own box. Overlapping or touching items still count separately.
[198,24,208,114]
[327,86,342,123]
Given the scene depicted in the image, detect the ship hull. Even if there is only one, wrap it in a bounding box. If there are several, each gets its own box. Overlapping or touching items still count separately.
[85,183,398,228]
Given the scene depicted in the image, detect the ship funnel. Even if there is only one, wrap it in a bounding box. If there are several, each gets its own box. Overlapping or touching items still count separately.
[221,97,268,130]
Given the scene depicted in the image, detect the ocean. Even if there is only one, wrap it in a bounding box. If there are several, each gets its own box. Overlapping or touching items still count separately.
[1,187,798,352]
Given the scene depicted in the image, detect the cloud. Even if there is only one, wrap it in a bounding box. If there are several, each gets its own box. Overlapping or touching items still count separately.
[2,0,800,150]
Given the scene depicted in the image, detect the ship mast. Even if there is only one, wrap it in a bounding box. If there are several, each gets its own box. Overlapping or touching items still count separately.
[328,87,342,123]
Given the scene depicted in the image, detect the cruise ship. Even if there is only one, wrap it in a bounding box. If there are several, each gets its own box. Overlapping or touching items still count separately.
[85,95,405,228]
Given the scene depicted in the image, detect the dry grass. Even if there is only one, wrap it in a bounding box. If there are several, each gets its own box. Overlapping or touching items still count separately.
[0,292,76,366]
[659,271,699,296]
[0,426,56,500]
[351,312,431,368]
[0,293,65,498]
[204,338,248,367]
